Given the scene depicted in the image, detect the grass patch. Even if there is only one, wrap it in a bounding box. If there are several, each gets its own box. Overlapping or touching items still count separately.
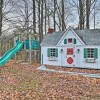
[16,80,39,92]
[0,65,39,93]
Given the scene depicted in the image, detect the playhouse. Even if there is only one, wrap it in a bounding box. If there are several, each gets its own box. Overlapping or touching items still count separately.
[0,32,40,66]
[41,27,100,69]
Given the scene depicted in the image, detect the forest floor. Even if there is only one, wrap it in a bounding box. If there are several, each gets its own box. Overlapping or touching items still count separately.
[0,60,100,100]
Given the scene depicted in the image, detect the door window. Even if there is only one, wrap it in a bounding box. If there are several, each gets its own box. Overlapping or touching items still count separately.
[67,48,73,55]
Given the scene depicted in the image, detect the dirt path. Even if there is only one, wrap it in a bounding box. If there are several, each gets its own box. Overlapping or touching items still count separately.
[37,65,100,78]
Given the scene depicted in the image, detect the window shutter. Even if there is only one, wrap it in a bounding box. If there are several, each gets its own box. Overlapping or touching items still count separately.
[74,38,76,44]
[84,48,87,58]
[47,48,50,57]
[64,39,67,44]
[94,48,98,59]
[55,48,58,57]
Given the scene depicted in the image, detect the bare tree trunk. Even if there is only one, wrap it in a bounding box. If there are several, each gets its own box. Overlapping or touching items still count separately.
[38,0,43,42]
[0,0,3,36]
[79,0,83,30]
[86,0,91,29]
[54,0,56,31]
[38,0,41,61]
[62,0,64,31]
[38,0,40,37]
[25,0,29,33]
[44,0,46,34]
[40,0,43,41]
[32,0,36,33]
[93,0,97,29]
[79,0,85,29]
[47,2,50,28]
[56,2,62,31]
[82,0,85,29]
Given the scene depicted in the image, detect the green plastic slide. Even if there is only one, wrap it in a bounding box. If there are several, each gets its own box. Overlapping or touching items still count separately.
[0,41,24,66]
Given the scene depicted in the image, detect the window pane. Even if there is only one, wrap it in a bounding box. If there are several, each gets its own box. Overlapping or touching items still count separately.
[67,48,73,55]
[53,49,55,52]
[91,55,94,58]
[68,38,72,43]
[50,48,57,57]
[87,48,95,58]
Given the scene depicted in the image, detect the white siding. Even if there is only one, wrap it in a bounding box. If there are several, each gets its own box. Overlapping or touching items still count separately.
[75,46,100,69]
[41,46,100,69]
[41,46,65,66]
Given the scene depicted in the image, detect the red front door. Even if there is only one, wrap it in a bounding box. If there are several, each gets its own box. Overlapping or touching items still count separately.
[66,48,75,66]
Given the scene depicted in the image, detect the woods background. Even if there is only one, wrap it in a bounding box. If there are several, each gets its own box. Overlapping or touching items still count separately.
[0,0,100,41]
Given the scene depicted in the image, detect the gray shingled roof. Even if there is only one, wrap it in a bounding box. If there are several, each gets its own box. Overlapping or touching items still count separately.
[41,31,65,46]
[75,29,100,45]
[41,29,100,46]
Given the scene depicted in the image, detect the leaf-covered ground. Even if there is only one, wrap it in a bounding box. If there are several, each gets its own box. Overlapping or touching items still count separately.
[0,60,100,100]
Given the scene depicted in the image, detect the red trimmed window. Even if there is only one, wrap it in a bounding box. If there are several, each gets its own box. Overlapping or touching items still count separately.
[68,38,72,43]
[67,48,73,55]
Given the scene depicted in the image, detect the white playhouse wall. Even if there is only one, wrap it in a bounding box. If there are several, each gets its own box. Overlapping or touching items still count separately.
[75,46,100,69]
[41,46,65,66]
[41,46,100,69]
